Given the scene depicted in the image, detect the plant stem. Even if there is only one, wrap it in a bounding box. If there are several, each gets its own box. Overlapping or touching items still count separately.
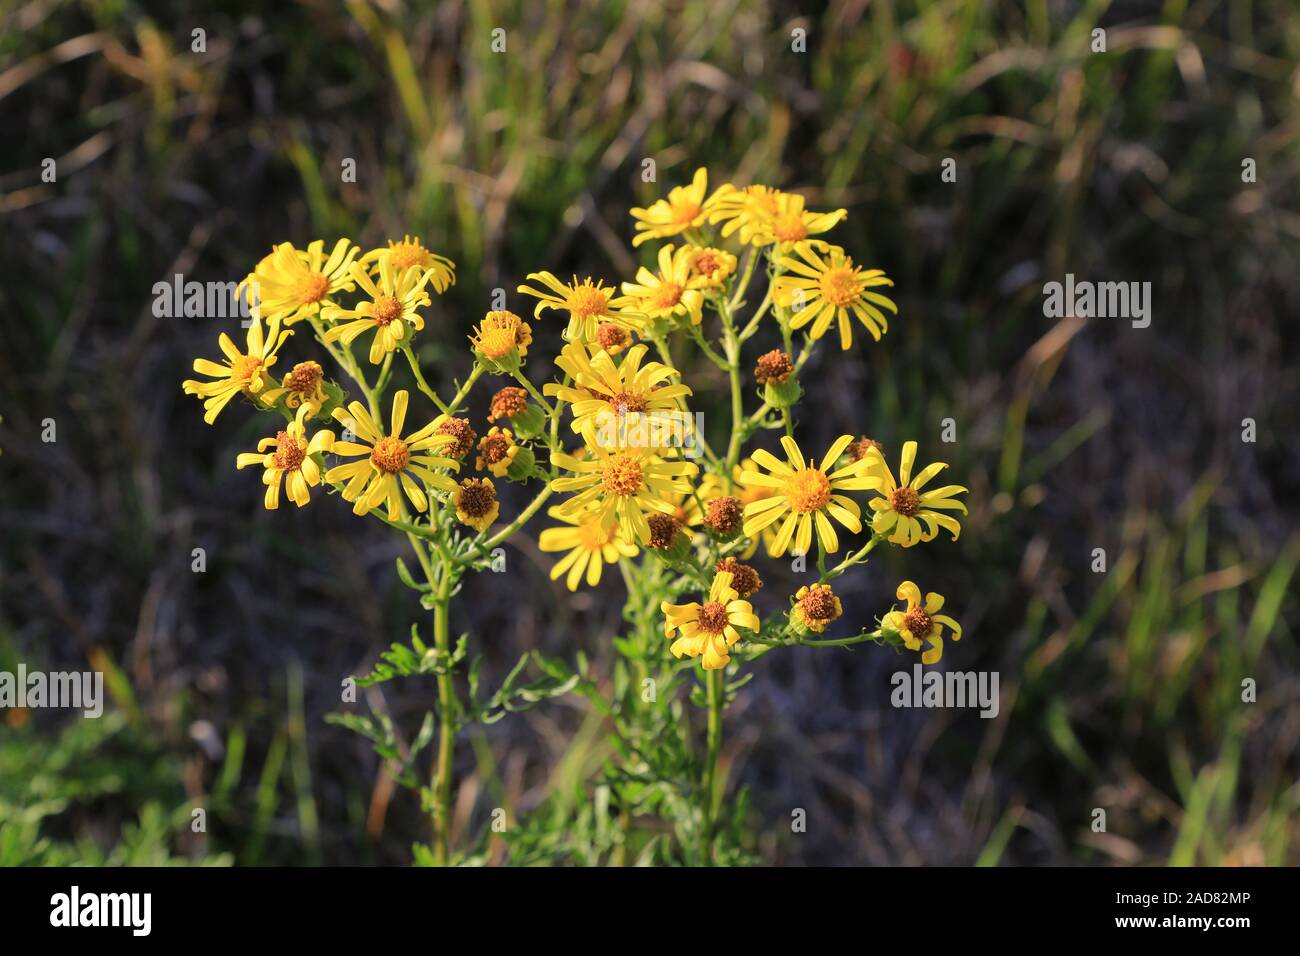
[701,666,724,863]
[403,344,452,415]
[510,368,557,417]
[430,550,456,866]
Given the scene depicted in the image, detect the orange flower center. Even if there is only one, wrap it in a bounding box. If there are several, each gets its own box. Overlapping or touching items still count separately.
[607,390,648,416]
[669,199,701,226]
[457,479,497,518]
[799,585,839,621]
[903,607,932,637]
[371,295,403,327]
[296,272,330,305]
[819,266,862,307]
[692,251,722,275]
[649,281,683,310]
[771,216,808,242]
[697,601,729,634]
[601,456,644,496]
[480,433,511,464]
[596,323,630,351]
[231,354,263,385]
[370,436,410,474]
[785,468,831,513]
[273,431,306,471]
[567,285,610,319]
[475,324,517,359]
[285,361,323,394]
[389,243,427,270]
[890,486,920,517]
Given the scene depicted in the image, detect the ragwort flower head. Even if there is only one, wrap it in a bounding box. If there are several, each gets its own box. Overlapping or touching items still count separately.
[545,341,692,444]
[325,390,459,520]
[550,428,698,546]
[538,505,639,591]
[453,477,499,532]
[865,441,968,547]
[360,236,455,293]
[684,245,737,290]
[236,405,335,510]
[740,435,880,557]
[182,314,291,424]
[470,310,532,370]
[791,583,843,634]
[516,273,640,343]
[475,426,519,478]
[882,582,961,665]
[704,183,784,245]
[321,257,436,364]
[660,571,760,670]
[258,360,329,419]
[630,167,709,247]
[241,239,359,326]
[747,192,847,250]
[613,244,705,328]
[772,242,898,350]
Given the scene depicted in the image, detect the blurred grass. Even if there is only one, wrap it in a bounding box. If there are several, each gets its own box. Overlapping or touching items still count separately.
[1,0,1297,864]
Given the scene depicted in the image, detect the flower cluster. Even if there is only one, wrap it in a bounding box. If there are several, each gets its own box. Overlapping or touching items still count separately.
[530,167,969,666]
[183,167,972,866]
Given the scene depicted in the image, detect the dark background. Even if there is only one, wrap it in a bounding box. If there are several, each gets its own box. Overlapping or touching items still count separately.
[2,0,1298,865]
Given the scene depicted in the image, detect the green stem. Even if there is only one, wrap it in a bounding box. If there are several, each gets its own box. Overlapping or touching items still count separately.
[701,666,724,863]
[403,344,452,415]
[430,547,456,866]
[822,532,885,582]
[511,368,556,418]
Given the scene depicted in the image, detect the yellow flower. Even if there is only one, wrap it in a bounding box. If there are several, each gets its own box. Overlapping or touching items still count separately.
[739,435,880,557]
[182,314,291,424]
[476,426,519,478]
[360,236,455,292]
[538,506,639,590]
[322,257,435,364]
[550,430,699,546]
[242,239,359,325]
[545,341,692,443]
[469,310,532,365]
[516,273,639,342]
[453,477,500,532]
[236,405,335,509]
[258,360,329,418]
[613,244,704,326]
[732,457,780,558]
[660,571,760,670]
[882,582,962,665]
[790,583,843,634]
[325,390,459,519]
[746,192,846,249]
[684,245,738,290]
[704,183,784,245]
[865,441,967,547]
[630,167,709,247]
[772,242,898,350]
